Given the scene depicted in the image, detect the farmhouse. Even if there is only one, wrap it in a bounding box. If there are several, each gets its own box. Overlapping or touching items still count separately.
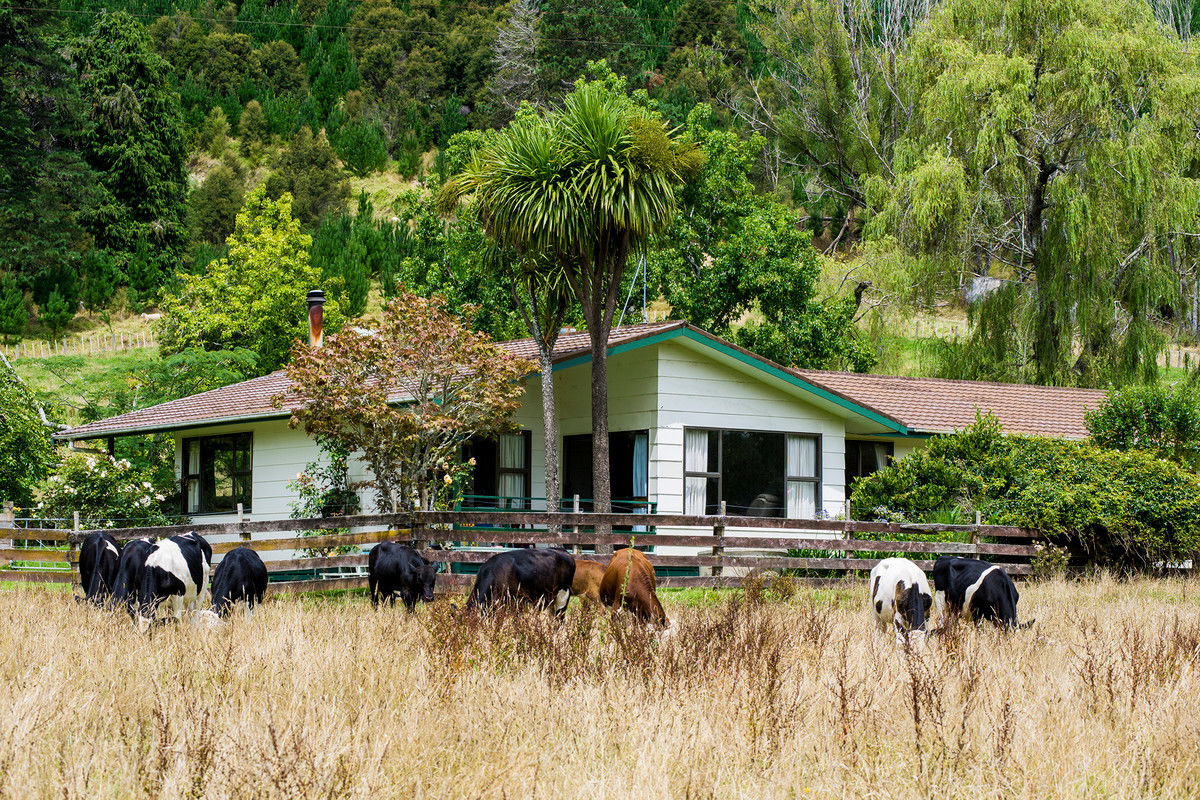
[54,319,1108,533]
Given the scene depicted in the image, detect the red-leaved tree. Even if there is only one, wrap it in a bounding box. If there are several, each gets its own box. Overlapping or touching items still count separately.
[281,291,534,512]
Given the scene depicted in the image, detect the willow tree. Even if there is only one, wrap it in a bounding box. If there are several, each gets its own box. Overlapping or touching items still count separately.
[443,72,702,518]
[867,0,1200,385]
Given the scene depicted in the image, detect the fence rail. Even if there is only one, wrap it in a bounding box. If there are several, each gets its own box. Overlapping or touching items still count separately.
[0,510,1046,594]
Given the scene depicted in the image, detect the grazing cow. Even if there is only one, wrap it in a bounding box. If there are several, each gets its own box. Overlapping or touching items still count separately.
[136,533,212,626]
[869,557,933,643]
[368,542,436,611]
[110,538,157,617]
[466,548,575,617]
[79,532,121,603]
[932,556,1032,629]
[599,548,668,628]
[210,546,268,617]
[570,558,607,605]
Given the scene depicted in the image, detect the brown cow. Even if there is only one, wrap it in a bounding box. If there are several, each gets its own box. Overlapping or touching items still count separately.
[599,548,668,628]
[571,558,606,604]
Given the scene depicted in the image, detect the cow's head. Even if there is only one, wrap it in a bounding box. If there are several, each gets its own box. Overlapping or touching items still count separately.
[894,581,931,637]
[420,557,437,603]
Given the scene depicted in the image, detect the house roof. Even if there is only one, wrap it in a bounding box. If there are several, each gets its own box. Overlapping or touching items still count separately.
[54,321,688,441]
[792,370,1108,439]
[56,318,1109,442]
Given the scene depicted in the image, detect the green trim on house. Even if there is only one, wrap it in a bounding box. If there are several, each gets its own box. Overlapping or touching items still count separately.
[552,326,909,435]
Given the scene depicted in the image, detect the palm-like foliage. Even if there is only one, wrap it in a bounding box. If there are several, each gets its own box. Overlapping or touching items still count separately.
[440,76,702,517]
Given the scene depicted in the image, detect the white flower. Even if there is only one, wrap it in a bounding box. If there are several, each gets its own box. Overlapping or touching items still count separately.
[85,457,95,470]
[154,493,165,501]
[142,481,152,489]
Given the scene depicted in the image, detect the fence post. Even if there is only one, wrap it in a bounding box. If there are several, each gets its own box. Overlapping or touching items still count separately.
[572,494,581,555]
[1,501,12,550]
[238,502,249,542]
[971,510,981,554]
[712,500,726,580]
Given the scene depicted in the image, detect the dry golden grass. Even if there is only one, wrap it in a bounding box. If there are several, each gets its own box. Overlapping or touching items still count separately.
[4,576,1200,799]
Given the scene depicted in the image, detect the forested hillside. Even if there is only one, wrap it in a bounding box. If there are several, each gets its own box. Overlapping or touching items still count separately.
[5,0,1200,403]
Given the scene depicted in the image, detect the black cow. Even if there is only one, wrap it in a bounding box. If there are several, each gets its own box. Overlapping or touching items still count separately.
[466,548,575,617]
[211,546,268,617]
[368,542,436,611]
[79,532,121,603]
[110,538,157,617]
[931,556,1033,629]
[136,533,212,626]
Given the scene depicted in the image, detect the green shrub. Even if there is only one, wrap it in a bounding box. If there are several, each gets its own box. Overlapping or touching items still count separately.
[1086,383,1200,469]
[851,415,1200,572]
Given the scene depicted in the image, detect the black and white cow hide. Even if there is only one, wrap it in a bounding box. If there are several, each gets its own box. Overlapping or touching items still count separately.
[210,546,268,617]
[79,532,122,603]
[931,556,1032,629]
[136,533,212,627]
[870,557,934,644]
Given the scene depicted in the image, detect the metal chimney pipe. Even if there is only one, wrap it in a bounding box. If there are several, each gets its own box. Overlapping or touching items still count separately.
[307,290,325,348]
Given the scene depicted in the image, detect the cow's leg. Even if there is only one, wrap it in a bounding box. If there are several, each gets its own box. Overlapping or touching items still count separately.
[170,595,184,623]
[554,588,570,618]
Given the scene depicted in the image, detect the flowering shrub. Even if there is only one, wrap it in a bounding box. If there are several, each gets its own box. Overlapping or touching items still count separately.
[37,452,173,527]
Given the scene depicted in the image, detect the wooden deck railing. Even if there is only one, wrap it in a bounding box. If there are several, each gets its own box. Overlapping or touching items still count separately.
[0,510,1046,594]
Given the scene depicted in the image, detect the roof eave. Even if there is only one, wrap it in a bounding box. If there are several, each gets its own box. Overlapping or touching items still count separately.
[53,409,295,441]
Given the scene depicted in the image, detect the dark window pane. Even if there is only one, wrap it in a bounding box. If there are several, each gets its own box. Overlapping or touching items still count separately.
[704,476,719,515]
[707,430,719,472]
[721,431,785,517]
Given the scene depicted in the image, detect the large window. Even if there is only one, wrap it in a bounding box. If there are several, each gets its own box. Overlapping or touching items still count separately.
[181,433,252,514]
[684,429,819,518]
[845,440,893,490]
[462,432,532,509]
[562,430,650,512]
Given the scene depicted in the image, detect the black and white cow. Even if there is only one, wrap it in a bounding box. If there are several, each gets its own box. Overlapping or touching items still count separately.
[78,532,121,603]
[870,557,934,643]
[466,548,575,617]
[110,538,157,617]
[368,542,436,611]
[931,556,1032,629]
[210,546,268,617]
[135,533,212,626]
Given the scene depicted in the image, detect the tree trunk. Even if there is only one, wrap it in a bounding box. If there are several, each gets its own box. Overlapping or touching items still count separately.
[539,347,561,532]
[589,323,612,553]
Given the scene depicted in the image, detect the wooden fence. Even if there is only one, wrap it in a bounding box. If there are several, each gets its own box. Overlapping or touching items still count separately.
[1,330,155,361]
[0,510,1045,595]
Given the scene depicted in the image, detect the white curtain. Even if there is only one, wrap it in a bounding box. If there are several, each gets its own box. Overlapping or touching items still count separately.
[787,435,816,477]
[186,441,200,512]
[498,434,525,507]
[873,444,891,473]
[684,430,708,515]
[786,481,816,519]
[632,433,648,501]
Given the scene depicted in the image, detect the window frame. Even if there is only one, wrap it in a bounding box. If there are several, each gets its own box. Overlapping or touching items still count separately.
[180,432,253,515]
[683,427,822,518]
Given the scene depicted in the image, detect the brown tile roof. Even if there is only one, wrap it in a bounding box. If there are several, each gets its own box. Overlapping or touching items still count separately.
[55,321,686,441]
[792,370,1108,439]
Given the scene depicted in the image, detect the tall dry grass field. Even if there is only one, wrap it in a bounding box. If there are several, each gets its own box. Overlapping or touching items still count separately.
[3,576,1200,798]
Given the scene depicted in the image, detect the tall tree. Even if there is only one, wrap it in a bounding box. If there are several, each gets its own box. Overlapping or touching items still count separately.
[158,185,344,374]
[76,12,189,288]
[444,72,702,518]
[0,0,97,288]
[868,0,1200,386]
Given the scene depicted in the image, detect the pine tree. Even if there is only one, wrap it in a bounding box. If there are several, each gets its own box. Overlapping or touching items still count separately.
[239,100,267,161]
[0,275,25,345]
[40,290,73,338]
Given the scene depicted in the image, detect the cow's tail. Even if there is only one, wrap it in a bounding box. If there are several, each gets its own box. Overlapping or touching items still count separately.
[1019,618,1036,630]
